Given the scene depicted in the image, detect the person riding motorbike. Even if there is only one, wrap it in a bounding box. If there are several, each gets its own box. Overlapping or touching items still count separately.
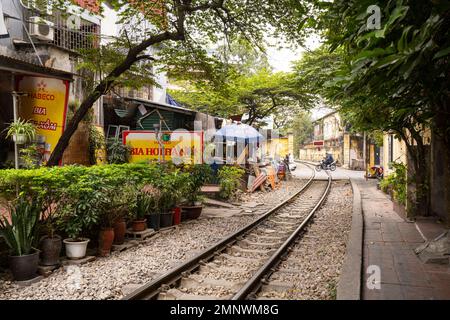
[323,153,334,168]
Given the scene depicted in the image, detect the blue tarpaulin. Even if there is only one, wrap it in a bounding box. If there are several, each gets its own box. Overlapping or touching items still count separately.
[166,94,183,108]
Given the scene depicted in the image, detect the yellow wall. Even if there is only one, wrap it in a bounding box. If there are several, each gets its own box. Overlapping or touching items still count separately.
[383,134,407,175]
[266,138,290,158]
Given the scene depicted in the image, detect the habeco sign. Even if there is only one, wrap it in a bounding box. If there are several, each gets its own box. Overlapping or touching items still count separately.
[123,131,204,164]
[17,76,69,164]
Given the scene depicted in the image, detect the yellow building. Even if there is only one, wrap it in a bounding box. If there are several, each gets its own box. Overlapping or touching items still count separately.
[382,134,408,175]
[298,111,369,169]
[264,133,294,159]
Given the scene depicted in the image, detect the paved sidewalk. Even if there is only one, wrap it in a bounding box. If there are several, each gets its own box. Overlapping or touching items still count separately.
[355,179,450,300]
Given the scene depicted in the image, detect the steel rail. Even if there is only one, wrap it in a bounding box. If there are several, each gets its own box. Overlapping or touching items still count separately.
[232,169,332,300]
[123,163,316,300]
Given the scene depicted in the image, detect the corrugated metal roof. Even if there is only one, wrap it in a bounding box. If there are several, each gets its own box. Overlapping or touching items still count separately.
[124,97,194,115]
[0,54,74,80]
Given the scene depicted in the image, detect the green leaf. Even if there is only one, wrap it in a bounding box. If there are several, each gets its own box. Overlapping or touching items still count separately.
[374,54,401,69]
[433,47,450,60]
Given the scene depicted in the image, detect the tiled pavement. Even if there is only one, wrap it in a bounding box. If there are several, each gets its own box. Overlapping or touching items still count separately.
[356,179,450,300]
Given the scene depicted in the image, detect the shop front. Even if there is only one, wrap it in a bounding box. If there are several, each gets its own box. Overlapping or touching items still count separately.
[0,55,73,168]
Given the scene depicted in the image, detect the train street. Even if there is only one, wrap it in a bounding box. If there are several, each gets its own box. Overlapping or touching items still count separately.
[2,163,447,301]
[0,0,449,310]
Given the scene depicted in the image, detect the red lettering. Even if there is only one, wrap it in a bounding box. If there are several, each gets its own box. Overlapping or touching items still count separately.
[30,93,55,101]
[33,107,47,115]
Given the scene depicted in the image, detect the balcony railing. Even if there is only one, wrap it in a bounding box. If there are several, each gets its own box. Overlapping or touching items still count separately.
[26,9,100,52]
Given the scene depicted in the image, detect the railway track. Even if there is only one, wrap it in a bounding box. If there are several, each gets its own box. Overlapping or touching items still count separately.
[123,163,331,300]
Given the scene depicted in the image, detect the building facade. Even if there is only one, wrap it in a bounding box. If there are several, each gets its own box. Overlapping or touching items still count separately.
[0,0,102,167]
[298,111,373,169]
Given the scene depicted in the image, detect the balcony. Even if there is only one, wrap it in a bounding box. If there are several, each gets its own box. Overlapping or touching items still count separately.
[25,8,100,53]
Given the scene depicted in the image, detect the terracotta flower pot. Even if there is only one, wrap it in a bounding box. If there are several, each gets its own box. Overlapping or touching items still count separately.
[40,235,62,266]
[132,219,147,232]
[113,219,126,245]
[98,228,115,257]
[8,249,40,281]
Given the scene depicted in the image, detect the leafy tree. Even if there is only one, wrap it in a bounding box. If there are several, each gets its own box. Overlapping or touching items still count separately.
[171,68,315,127]
[296,0,450,218]
[47,0,314,165]
[288,112,313,158]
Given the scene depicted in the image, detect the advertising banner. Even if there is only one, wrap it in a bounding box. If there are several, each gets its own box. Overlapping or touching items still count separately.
[123,131,204,164]
[16,76,69,164]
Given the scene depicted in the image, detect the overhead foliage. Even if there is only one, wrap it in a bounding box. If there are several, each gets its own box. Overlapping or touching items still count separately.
[171,68,316,128]
[47,0,318,165]
[293,0,450,216]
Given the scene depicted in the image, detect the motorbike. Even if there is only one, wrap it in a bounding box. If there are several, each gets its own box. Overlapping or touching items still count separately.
[315,160,337,172]
[366,165,384,180]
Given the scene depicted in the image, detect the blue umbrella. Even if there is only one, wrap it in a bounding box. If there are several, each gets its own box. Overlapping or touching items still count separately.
[214,123,265,143]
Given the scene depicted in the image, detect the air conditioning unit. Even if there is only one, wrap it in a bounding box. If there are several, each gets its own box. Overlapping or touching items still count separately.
[29,16,54,41]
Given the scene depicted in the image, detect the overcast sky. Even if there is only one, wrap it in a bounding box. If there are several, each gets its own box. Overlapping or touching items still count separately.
[267,35,322,72]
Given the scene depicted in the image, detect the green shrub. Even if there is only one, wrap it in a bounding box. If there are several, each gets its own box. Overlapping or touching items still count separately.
[181,164,213,204]
[0,163,171,237]
[98,184,137,228]
[154,169,189,213]
[380,162,407,206]
[218,166,245,199]
[106,139,131,164]
[19,144,41,169]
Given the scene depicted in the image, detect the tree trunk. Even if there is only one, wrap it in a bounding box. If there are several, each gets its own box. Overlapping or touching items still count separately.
[408,145,429,217]
[429,99,450,226]
[400,129,430,218]
[46,32,177,166]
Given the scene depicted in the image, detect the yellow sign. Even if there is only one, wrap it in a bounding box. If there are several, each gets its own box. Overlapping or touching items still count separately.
[123,131,204,164]
[17,76,69,164]
[93,126,107,165]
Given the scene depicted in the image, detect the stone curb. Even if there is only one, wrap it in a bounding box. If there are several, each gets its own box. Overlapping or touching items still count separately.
[336,179,363,300]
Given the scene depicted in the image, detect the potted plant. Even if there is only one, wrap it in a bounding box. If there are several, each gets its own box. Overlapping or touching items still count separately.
[133,190,151,232]
[157,174,179,228]
[5,118,36,145]
[99,185,136,252]
[112,186,136,244]
[58,184,101,260]
[0,197,41,281]
[39,203,62,266]
[180,164,213,220]
[141,185,161,231]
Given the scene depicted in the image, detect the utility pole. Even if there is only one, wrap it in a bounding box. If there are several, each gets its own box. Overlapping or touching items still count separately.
[363,131,367,172]
[11,91,28,169]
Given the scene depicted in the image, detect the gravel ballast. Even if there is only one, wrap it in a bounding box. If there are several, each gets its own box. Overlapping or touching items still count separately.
[258,180,353,300]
